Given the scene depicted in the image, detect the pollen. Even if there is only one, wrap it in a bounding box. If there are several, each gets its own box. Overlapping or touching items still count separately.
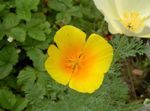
[120,12,145,32]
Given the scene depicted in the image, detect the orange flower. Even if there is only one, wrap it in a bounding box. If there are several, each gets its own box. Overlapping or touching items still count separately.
[45,25,113,93]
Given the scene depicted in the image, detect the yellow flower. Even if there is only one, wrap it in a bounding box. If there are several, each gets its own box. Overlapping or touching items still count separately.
[45,25,113,93]
[93,0,150,38]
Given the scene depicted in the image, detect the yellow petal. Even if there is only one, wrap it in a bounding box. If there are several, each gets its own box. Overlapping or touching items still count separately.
[69,72,104,93]
[54,25,86,52]
[69,34,113,93]
[83,34,113,74]
[45,45,71,85]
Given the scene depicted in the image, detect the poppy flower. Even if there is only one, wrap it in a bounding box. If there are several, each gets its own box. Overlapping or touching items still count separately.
[93,0,150,38]
[45,25,113,93]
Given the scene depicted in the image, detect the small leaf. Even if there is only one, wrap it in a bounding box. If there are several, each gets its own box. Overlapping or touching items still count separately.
[0,46,18,65]
[15,0,40,21]
[17,67,36,90]
[26,13,50,41]
[25,83,46,104]
[3,13,20,29]
[4,75,17,89]
[0,24,5,40]
[48,0,66,11]
[28,27,46,41]
[145,42,150,60]
[0,46,18,79]
[56,12,71,24]
[22,37,51,50]
[61,0,73,7]
[0,88,16,110]
[17,67,49,104]
[68,6,83,18]
[17,9,31,22]
[27,48,47,71]
[26,13,46,27]
[12,96,28,111]
[0,4,5,12]
[0,108,4,111]
[0,64,13,80]
[8,27,26,42]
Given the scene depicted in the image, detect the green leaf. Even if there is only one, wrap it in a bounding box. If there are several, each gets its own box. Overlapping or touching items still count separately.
[70,19,93,34]
[145,42,150,60]
[0,108,4,111]
[26,13,50,41]
[0,25,5,40]
[48,0,66,11]
[25,83,46,104]
[17,67,36,91]
[61,0,73,7]
[12,96,28,111]
[4,75,17,89]
[0,88,16,110]
[0,64,13,80]
[15,0,40,21]
[17,9,31,22]
[0,46,18,79]
[67,6,82,18]
[80,0,101,19]
[26,13,46,27]
[0,46,18,65]
[27,48,47,71]
[111,35,145,60]
[56,12,71,24]
[3,13,20,29]
[17,67,49,104]
[0,4,5,12]
[8,27,26,42]
[22,37,52,50]
[28,27,46,41]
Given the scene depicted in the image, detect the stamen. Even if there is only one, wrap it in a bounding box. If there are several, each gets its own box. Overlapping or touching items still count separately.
[64,52,85,74]
[120,12,145,32]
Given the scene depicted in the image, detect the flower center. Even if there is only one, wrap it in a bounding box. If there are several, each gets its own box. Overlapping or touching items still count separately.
[120,12,145,32]
[63,52,87,74]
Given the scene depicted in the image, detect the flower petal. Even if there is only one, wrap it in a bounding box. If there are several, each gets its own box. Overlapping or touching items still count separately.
[115,0,150,17]
[135,26,150,38]
[69,72,104,93]
[113,20,150,38]
[83,34,113,73]
[45,45,71,85]
[145,18,150,27]
[69,34,113,93]
[107,20,123,34]
[54,25,86,52]
[93,0,123,34]
[93,0,119,19]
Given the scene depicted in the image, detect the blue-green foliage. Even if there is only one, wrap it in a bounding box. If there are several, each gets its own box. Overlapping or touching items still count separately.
[0,0,145,111]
